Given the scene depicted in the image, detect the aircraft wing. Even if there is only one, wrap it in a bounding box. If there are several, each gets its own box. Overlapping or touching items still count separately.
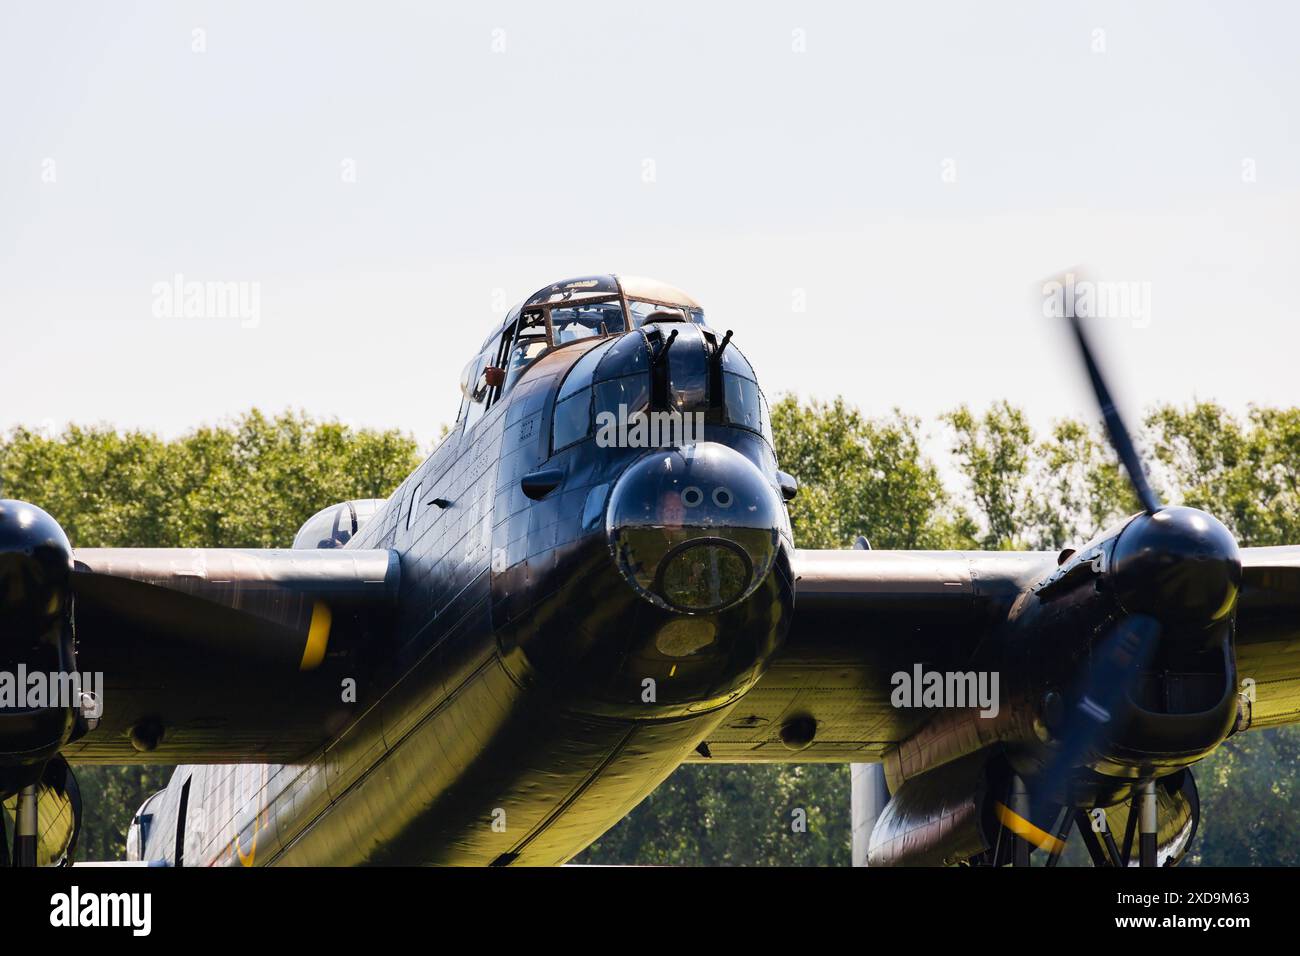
[57,543,1300,767]
[1233,546,1300,729]
[691,545,1300,763]
[61,547,400,765]
[691,548,1053,762]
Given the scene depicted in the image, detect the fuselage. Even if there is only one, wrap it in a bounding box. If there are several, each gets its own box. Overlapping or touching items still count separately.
[130,278,796,865]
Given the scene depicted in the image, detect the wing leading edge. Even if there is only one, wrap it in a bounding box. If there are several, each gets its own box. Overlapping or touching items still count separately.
[62,548,399,765]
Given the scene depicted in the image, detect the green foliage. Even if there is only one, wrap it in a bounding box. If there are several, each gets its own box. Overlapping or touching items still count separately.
[5,399,1299,865]
[578,764,849,865]
[0,410,419,860]
[1148,402,1300,547]
[771,396,976,550]
[76,766,174,861]
[1191,725,1300,866]
[0,410,418,550]
[943,401,1034,550]
[1024,418,1138,551]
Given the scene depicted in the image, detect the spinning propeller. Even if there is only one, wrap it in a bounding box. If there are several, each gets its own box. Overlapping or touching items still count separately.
[997,276,1242,858]
[1065,310,1161,516]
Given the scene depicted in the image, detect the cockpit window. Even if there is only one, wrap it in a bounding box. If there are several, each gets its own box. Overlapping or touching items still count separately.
[465,278,707,421]
[628,300,707,328]
[724,372,773,445]
[460,352,491,431]
[292,499,383,549]
[503,311,549,394]
[724,373,762,432]
[551,300,626,345]
[594,328,651,378]
[552,339,617,451]
[720,342,755,380]
[526,275,621,307]
[558,339,616,402]
[720,344,771,445]
[460,353,488,405]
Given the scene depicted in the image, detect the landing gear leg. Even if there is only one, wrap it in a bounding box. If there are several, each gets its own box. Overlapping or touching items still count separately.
[1120,791,1139,866]
[1044,808,1074,868]
[1138,780,1158,867]
[1074,809,1113,867]
[1100,817,1124,867]
[1010,775,1031,867]
[13,784,37,867]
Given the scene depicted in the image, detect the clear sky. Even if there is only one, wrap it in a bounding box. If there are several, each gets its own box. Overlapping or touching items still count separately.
[3,1,1298,451]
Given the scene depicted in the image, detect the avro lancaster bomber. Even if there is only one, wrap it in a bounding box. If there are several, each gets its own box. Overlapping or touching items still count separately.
[3,273,1300,867]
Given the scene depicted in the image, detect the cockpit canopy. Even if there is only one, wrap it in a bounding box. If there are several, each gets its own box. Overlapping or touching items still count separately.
[458,275,709,424]
[292,499,385,549]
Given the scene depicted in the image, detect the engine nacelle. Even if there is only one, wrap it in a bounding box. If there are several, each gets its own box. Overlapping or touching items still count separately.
[0,500,81,790]
[0,757,82,865]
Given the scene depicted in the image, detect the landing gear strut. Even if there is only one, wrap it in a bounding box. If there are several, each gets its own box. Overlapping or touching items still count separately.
[13,784,37,867]
[987,777,1175,867]
[1073,808,1110,866]
[1010,775,1031,868]
[1138,780,1158,868]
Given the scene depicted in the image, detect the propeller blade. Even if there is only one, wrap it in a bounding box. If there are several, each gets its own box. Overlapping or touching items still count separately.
[1064,303,1162,515]
[1040,613,1161,801]
[1001,614,1161,848]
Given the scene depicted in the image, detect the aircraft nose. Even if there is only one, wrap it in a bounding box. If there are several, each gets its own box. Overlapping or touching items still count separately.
[606,443,784,614]
[0,500,73,642]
